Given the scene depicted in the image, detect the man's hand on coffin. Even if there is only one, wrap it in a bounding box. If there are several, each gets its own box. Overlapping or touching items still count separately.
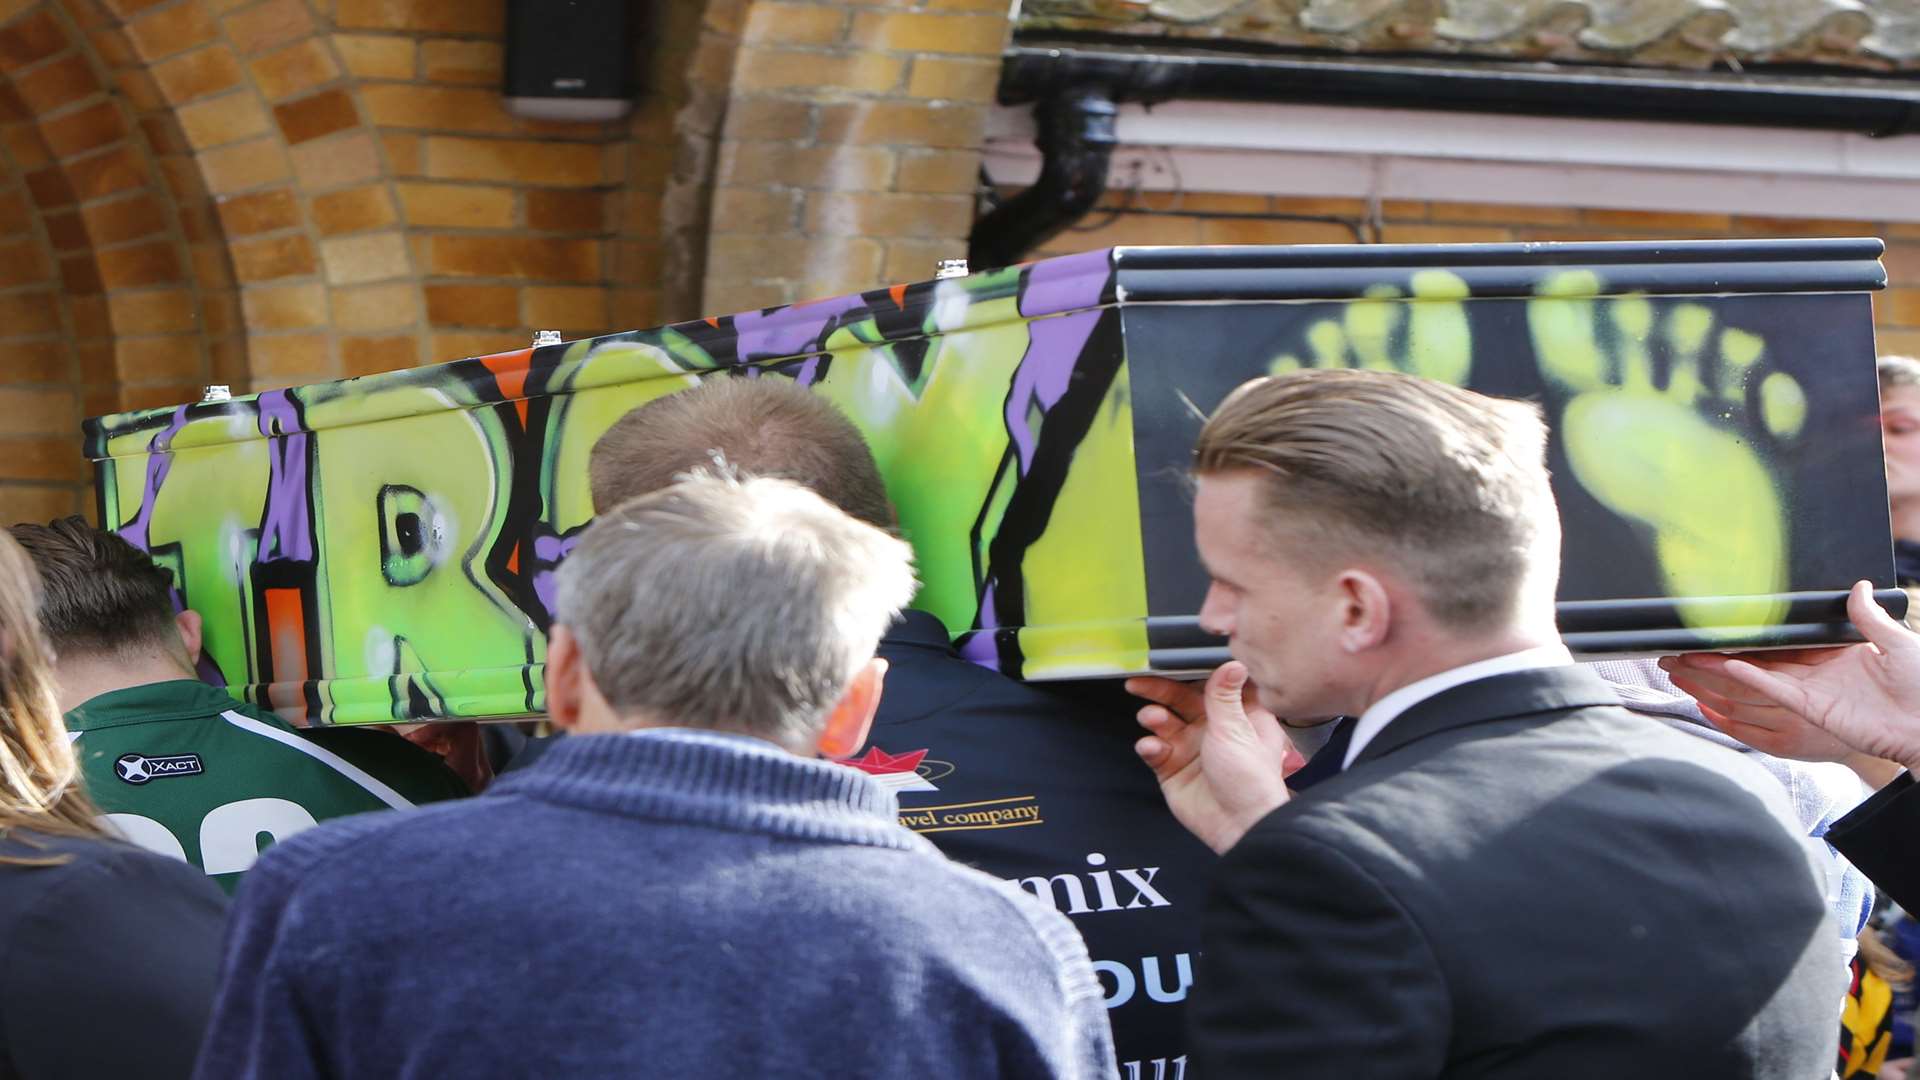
[1127,662,1299,855]
[398,722,492,794]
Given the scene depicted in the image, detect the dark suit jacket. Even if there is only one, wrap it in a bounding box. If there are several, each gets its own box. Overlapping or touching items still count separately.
[1829,771,1920,913]
[1194,665,1842,1079]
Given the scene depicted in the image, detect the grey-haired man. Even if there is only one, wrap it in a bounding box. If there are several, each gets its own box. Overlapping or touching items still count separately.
[195,473,1117,1080]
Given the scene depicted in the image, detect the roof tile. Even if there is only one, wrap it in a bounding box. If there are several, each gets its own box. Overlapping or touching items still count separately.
[1021,0,1920,68]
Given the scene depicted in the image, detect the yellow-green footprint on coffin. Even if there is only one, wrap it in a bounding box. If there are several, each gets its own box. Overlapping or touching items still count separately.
[1269,271,1473,386]
[1527,271,1803,639]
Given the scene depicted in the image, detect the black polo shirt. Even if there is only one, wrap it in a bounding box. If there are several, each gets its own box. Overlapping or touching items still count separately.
[849,610,1215,1077]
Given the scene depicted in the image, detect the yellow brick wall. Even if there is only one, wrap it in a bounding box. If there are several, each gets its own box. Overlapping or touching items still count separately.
[0,0,725,523]
[0,0,209,524]
[138,0,636,385]
[701,0,1008,311]
[0,0,1024,524]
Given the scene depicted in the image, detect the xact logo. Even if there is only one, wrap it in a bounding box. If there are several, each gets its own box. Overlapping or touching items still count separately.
[114,752,204,786]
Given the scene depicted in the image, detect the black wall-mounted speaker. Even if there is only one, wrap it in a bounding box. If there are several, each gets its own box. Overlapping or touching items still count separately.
[503,0,635,123]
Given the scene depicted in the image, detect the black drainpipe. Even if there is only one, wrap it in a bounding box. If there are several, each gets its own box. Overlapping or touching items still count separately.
[969,40,1920,268]
[968,90,1118,271]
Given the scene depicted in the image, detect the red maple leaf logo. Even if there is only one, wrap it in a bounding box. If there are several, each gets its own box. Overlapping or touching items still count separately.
[845,746,929,776]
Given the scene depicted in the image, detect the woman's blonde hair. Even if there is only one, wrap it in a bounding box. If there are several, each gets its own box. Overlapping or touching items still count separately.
[0,530,101,864]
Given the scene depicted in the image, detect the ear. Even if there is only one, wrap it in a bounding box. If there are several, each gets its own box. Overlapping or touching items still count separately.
[1334,569,1392,654]
[545,624,586,732]
[815,657,887,759]
[174,609,204,666]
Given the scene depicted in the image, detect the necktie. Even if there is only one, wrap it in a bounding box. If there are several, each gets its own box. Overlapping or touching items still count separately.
[1287,716,1356,792]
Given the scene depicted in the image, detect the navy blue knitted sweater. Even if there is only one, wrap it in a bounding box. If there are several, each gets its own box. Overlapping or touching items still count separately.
[193,729,1117,1079]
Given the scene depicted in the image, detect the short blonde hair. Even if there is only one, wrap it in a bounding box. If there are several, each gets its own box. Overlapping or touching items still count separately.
[1194,369,1557,631]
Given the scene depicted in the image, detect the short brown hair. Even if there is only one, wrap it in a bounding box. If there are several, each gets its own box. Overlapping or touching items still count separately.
[8,517,178,658]
[1194,369,1556,631]
[588,376,893,527]
[1881,355,1920,393]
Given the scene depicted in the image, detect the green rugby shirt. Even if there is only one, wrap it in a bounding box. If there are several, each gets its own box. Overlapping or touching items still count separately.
[66,679,469,891]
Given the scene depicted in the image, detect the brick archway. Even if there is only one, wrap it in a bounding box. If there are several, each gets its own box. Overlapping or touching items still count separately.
[65,0,648,393]
[0,0,1024,521]
[0,0,212,521]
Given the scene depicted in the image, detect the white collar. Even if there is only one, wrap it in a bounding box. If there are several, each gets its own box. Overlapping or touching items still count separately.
[1341,644,1574,770]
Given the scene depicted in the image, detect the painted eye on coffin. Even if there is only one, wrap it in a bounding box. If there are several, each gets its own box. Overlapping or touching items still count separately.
[379,484,436,586]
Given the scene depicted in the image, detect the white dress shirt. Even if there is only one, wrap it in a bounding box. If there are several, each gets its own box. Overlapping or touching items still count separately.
[1341,644,1574,770]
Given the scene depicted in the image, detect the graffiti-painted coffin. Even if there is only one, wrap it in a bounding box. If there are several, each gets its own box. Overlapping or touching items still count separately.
[86,238,1898,725]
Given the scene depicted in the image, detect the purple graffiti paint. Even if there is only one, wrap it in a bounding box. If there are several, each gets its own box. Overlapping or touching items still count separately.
[963,580,1008,662]
[732,294,868,363]
[257,391,314,564]
[119,406,193,552]
[959,251,1116,656]
[531,572,556,621]
[1019,249,1112,320]
[958,629,1000,669]
[113,406,230,685]
[1004,250,1112,474]
[531,533,579,617]
[533,533,577,563]
[1006,311,1096,473]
